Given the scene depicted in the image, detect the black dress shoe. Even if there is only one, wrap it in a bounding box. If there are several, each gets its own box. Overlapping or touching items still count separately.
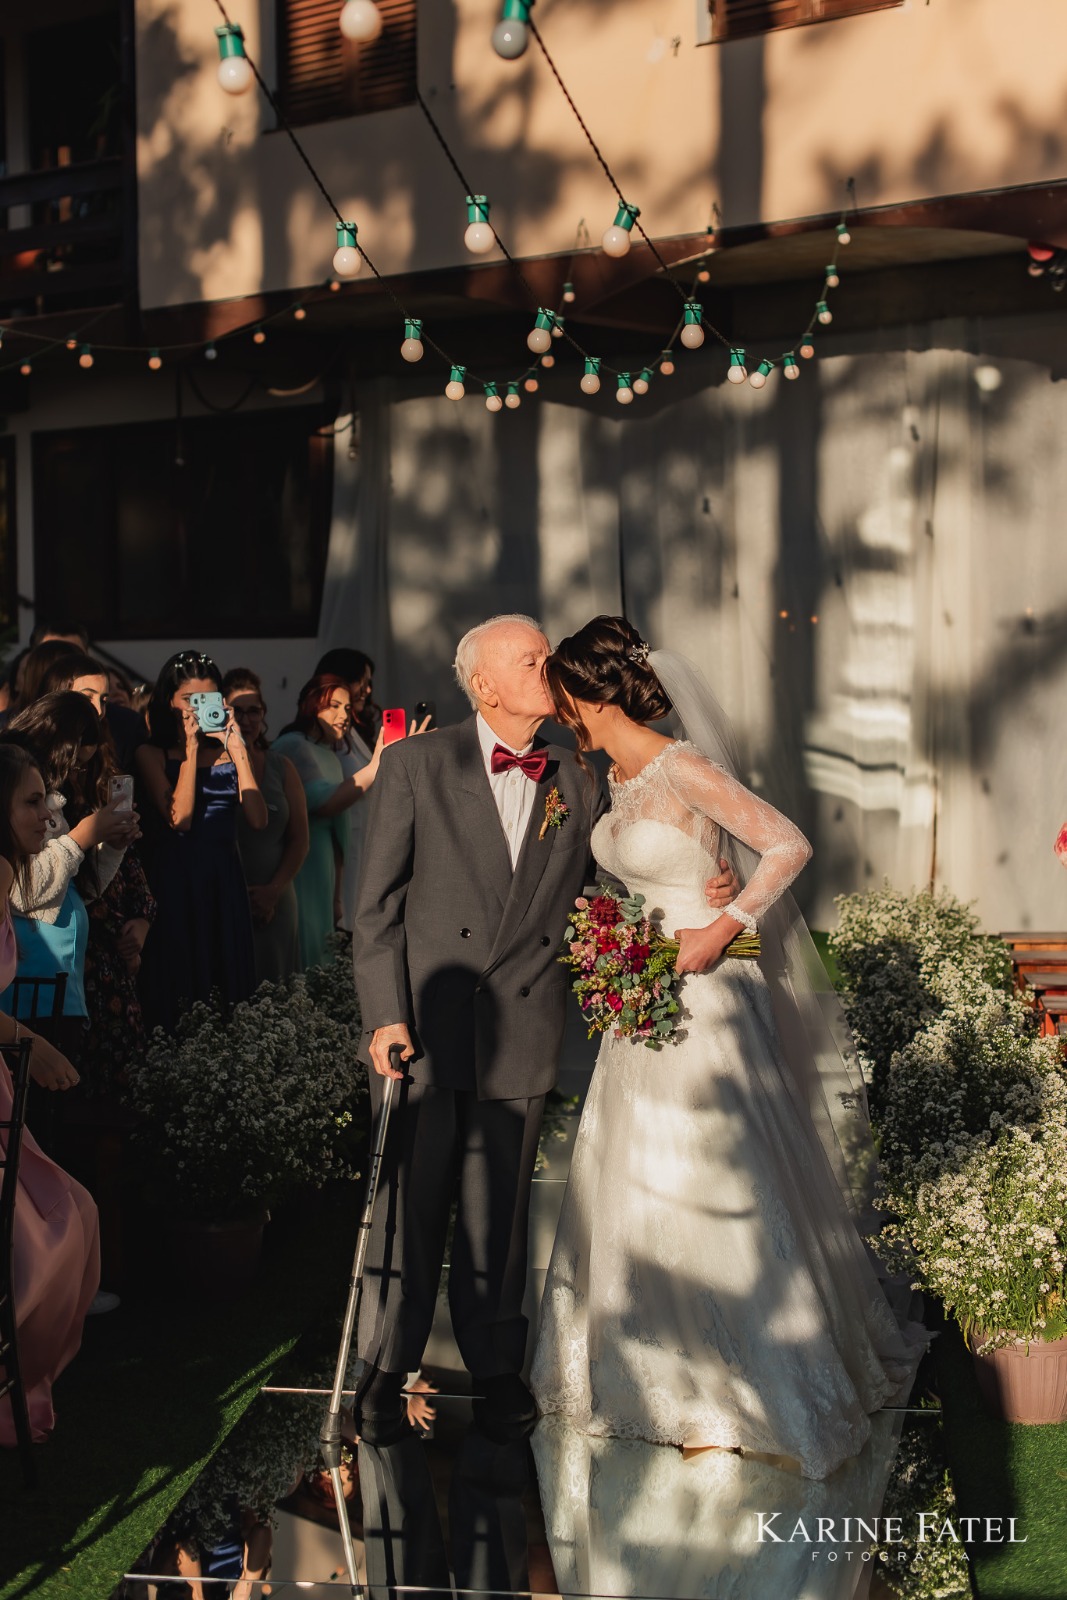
[355,1366,407,1444]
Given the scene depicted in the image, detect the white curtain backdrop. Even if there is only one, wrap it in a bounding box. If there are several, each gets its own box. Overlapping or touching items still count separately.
[316,312,1067,933]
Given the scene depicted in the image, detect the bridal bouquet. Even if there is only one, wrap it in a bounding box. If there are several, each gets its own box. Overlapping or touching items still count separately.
[560,888,680,1047]
[559,886,759,1049]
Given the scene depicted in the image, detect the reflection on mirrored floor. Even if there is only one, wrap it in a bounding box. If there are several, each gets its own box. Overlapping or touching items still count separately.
[120,1085,971,1600]
[121,1386,966,1600]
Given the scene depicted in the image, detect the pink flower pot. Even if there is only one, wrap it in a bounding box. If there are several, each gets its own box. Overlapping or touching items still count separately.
[971,1332,1067,1423]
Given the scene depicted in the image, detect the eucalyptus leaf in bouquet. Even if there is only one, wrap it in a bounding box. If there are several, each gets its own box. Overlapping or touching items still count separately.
[125,947,367,1223]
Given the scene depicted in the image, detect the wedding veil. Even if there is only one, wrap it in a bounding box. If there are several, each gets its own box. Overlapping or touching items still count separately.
[649,649,878,1224]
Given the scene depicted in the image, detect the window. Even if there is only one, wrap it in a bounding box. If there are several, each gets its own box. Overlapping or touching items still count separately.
[705,0,902,43]
[278,0,417,127]
[33,409,333,640]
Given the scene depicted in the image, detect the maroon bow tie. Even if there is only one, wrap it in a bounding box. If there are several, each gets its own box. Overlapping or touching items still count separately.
[491,743,548,782]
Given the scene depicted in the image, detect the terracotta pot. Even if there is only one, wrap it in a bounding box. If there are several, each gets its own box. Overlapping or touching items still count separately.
[169,1211,267,1300]
[971,1331,1067,1423]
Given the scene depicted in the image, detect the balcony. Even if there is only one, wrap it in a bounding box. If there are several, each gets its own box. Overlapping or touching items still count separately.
[0,156,129,311]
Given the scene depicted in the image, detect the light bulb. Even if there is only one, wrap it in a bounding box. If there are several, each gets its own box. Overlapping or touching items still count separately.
[783,353,800,380]
[527,310,554,354]
[445,365,466,400]
[539,352,555,368]
[78,346,94,369]
[800,340,815,360]
[252,328,266,345]
[148,349,163,369]
[463,221,494,254]
[217,55,253,94]
[602,201,640,259]
[825,265,840,289]
[680,322,705,350]
[817,301,833,325]
[505,385,521,409]
[485,391,503,412]
[524,376,539,393]
[726,349,747,384]
[659,355,675,376]
[491,0,531,61]
[333,220,362,279]
[562,281,576,304]
[294,305,307,320]
[19,361,31,376]
[837,223,851,245]
[340,0,383,41]
[400,318,423,362]
[65,337,77,351]
[616,374,634,405]
[749,360,773,390]
[551,321,563,339]
[601,225,631,259]
[697,267,711,283]
[205,343,218,361]
[633,367,652,395]
[580,358,601,395]
[215,24,253,94]
[329,278,341,292]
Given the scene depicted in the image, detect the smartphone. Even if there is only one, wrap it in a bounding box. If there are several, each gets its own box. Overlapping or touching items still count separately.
[109,774,134,813]
[382,708,407,746]
[413,700,436,730]
[189,690,227,733]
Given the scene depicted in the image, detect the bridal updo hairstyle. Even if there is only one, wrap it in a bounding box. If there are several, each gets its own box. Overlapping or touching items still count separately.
[545,615,672,751]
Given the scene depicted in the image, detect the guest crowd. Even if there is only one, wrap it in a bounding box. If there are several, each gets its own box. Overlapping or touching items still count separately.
[0,621,403,1450]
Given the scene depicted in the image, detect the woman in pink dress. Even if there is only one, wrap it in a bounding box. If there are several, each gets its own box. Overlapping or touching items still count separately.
[0,742,100,1445]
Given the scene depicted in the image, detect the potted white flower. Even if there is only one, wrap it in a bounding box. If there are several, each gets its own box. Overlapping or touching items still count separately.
[125,957,366,1295]
[876,1000,1067,1422]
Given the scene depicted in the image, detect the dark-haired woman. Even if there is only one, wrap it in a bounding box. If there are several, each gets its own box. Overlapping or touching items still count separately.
[314,648,379,933]
[135,651,267,1031]
[530,616,926,1479]
[0,742,100,1446]
[222,668,308,985]
[273,675,383,970]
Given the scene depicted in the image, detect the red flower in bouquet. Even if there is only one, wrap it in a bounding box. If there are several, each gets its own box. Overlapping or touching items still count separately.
[1056,823,1067,868]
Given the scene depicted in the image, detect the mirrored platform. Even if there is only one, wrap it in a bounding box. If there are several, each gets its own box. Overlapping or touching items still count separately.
[119,1384,965,1600]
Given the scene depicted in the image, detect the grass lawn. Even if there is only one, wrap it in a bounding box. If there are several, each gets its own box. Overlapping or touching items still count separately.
[0,1188,359,1600]
[936,1322,1067,1599]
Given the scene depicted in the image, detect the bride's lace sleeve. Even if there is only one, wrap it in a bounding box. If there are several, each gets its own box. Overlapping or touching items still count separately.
[665,744,812,928]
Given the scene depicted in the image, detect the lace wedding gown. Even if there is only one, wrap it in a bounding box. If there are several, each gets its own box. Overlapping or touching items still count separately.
[530,742,925,1481]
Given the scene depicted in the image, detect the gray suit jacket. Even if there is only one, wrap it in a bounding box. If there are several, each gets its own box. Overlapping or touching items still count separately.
[352,717,604,1099]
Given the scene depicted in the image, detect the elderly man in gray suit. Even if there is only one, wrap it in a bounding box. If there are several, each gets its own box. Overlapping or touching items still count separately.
[352,614,736,1441]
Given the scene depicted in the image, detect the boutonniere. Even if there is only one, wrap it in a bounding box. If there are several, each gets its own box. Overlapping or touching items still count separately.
[539,786,570,841]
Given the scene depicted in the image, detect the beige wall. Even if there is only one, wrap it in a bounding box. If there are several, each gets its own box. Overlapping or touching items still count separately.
[130,0,1067,309]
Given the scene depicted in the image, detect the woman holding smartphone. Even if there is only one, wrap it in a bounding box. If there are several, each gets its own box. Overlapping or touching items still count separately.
[136,652,267,1032]
[0,742,100,1446]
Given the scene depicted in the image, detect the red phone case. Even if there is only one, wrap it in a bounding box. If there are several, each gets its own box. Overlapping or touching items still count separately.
[382,708,407,745]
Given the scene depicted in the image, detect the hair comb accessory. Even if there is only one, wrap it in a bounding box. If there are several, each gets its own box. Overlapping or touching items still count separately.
[626,640,651,665]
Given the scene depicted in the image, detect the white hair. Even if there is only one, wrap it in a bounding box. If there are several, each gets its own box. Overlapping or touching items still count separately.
[453,613,545,710]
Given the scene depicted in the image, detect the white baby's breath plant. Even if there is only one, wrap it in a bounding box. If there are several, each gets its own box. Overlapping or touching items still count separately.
[125,947,367,1223]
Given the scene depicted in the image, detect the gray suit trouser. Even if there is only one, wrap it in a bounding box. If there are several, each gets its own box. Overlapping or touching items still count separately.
[357,1073,546,1378]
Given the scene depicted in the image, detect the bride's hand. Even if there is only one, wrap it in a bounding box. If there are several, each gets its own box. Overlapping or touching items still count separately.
[673,917,743,974]
[704,857,740,909]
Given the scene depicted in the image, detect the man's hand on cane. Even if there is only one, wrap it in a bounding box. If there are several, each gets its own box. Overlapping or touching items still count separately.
[369,1023,415,1080]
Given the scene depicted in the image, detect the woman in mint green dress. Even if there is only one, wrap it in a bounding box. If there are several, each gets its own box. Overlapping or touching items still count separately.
[273,674,381,970]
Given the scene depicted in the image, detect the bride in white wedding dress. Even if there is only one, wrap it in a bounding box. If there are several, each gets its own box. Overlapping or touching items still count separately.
[530,617,927,1481]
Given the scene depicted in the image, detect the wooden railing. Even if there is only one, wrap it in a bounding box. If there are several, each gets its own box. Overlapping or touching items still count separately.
[0,157,128,306]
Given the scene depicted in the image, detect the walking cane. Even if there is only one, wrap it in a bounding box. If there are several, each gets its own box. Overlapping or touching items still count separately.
[319,1045,401,1594]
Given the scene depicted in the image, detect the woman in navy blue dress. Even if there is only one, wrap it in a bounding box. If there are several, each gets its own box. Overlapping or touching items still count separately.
[135,652,267,1032]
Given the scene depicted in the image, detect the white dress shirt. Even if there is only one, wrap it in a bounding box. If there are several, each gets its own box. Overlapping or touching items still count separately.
[477,713,538,870]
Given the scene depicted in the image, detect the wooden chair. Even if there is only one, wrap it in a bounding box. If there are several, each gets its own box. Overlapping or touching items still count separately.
[1000,933,1067,1037]
[0,1036,37,1488]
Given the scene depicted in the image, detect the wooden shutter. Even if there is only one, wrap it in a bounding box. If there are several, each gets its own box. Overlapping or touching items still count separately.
[709,0,901,42]
[279,0,417,127]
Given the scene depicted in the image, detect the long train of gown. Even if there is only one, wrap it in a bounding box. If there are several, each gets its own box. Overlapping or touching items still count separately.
[531,743,927,1481]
